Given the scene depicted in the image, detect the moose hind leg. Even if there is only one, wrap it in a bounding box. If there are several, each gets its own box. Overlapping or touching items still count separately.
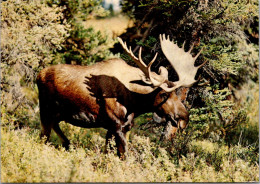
[40,120,52,143]
[53,123,70,150]
[39,99,55,143]
[39,114,53,143]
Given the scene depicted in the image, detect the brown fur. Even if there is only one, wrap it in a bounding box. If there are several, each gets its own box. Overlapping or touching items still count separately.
[37,58,189,157]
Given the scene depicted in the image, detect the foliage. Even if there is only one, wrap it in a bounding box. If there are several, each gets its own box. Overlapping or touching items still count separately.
[48,0,115,65]
[118,0,259,142]
[1,126,259,182]
[1,0,71,127]
[61,25,115,65]
[188,85,247,141]
[224,81,259,148]
[119,0,259,83]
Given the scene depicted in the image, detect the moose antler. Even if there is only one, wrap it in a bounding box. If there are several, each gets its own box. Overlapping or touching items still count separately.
[159,34,207,92]
[118,37,168,87]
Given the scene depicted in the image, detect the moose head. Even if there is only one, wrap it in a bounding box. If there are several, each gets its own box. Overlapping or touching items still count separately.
[118,34,206,138]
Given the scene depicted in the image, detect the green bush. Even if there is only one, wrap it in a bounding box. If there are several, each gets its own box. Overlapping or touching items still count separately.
[119,0,259,145]
[189,85,248,141]
[62,25,115,65]
[49,0,116,65]
[1,0,71,128]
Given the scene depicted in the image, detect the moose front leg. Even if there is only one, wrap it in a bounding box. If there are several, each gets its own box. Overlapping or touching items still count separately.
[105,128,128,157]
[114,128,128,158]
[105,98,135,158]
[105,125,128,158]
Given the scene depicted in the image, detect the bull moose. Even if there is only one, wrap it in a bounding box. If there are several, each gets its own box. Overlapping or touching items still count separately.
[37,34,206,157]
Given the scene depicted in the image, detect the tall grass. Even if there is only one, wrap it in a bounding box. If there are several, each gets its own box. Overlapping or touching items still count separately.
[1,125,259,182]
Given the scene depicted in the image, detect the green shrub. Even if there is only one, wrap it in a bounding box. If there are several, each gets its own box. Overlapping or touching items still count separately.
[49,0,116,65]
[119,0,259,145]
[189,85,248,141]
[1,0,70,128]
[62,25,115,65]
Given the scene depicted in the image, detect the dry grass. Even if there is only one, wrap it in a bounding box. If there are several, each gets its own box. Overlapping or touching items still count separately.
[84,14,134,38]
[1,124,259,182]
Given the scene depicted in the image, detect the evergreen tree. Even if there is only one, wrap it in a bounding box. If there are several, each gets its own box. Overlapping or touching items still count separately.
[49,0,115,65]
[118,0,259,142]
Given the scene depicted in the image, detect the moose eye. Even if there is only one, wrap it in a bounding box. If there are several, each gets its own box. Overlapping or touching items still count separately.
[160,93,169,101]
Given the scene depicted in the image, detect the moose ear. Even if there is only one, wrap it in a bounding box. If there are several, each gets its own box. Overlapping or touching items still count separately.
[176,87,189,103]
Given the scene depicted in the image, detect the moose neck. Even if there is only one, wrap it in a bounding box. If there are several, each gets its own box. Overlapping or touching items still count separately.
[131,87,162,116]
